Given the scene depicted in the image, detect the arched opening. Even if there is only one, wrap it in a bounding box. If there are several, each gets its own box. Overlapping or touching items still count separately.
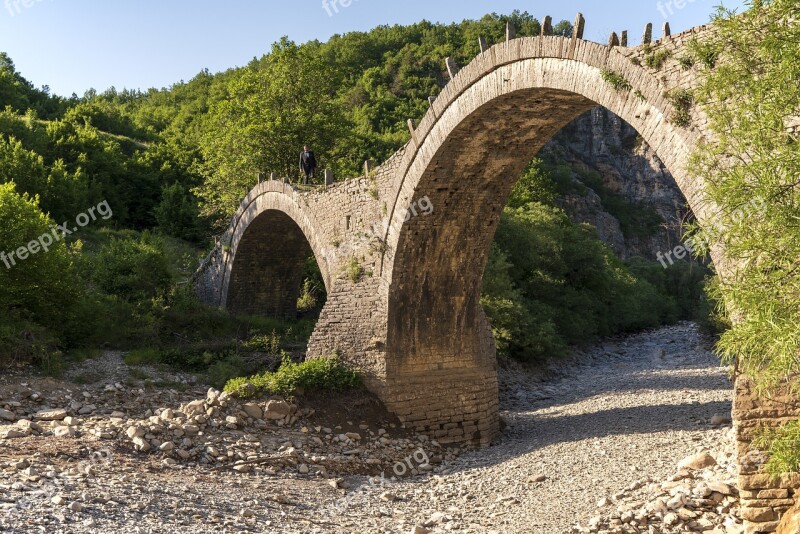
[387,88,598,376]
[379,62,710,443]
[226,210,326,320]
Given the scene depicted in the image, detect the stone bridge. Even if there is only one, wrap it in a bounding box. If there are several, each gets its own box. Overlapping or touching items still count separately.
[195,16,793,533]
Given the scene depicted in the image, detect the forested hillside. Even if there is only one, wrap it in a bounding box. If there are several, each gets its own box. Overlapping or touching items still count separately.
[0,11,713,376]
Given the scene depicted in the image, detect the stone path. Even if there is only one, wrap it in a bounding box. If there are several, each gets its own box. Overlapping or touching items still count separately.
[0,322,734,533]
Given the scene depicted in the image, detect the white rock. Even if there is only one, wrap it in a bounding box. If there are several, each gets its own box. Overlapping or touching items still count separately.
[53,426,76,438]
[126,426,146,439]
[35,409,68,421]
[132,437,151,452]
[678,451,716,470]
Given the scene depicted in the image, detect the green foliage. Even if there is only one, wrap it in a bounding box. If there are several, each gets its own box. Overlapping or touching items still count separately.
[346,257,364,283]
[507,158,557,208]
[0,183,80,365]
[754,422,800,476]
[206,355,248,389]
[296,280,318,313]
[690,0,800,391]
[482,199,705,363]
[196,38,352,217]
[666,88,694,127]
[678,55,695,70]
[552,20,573,37]
[81,232,172,302]
[243,331,282,354]
[642,45,672,69]
[224,356,361,398]
[600,70,632,92]
[686,37,720,69]
[154,182,202,242]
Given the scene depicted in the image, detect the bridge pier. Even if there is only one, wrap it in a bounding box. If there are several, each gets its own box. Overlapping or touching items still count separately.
[384,368,499,446]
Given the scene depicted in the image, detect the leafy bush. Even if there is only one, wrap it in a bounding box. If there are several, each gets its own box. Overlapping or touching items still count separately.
[296,279,319,312]
[207,355,248,389]
[243,331,282,354]
[643,45,672,69]
[666,88,694,127]
[225,356,361,398]
[686,37,720,69]
[82,232,172,302]
[754,422,800,476]
[154,183,202,242]
[346,257,364,283]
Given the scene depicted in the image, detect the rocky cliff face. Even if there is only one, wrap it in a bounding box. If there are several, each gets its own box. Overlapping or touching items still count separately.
[541,107,692,261]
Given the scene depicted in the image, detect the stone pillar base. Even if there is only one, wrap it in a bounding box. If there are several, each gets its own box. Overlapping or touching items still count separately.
[384,368,499,447]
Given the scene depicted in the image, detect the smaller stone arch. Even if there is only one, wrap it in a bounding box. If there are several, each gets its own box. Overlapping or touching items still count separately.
[198,181,332,319]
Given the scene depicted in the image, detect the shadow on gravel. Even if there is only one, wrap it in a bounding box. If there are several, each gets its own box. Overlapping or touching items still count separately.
[442,400,733,475]
[516,400,733,446]
[502,370,733,412]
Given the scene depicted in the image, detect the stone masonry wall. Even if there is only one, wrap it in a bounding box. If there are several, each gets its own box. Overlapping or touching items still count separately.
[735,377,800,533]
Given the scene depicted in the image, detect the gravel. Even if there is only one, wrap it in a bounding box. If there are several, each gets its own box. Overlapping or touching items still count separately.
[0,322,734,533]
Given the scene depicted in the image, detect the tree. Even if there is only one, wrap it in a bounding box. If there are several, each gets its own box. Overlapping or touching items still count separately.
[196,38,351,219]
[690,0,800,386]
[155,182,202,242]
[0,182,79,333]
[553,20,573,37]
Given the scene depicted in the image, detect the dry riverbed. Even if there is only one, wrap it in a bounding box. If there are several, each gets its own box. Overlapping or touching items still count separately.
[0,322,736,533]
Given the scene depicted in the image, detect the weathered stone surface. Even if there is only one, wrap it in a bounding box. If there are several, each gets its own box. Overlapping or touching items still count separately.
[264,400,291,420]
[35,409,67,421]
[778,501,800,534]
[679,451,717,470]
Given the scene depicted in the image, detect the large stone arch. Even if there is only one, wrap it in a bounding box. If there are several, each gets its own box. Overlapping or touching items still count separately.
[376,36,720,446]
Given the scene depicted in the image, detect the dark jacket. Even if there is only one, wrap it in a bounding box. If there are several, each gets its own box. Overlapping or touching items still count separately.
[299,150,318,173]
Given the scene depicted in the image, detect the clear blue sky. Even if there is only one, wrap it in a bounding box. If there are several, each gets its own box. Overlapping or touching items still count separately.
[0,0,745,97]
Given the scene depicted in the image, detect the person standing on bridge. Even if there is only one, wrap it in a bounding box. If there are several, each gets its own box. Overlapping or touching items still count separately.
[299,145,318,184]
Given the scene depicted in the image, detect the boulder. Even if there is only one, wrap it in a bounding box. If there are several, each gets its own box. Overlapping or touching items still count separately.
[678,451,717,470]
[242,403,263,420]
[264,400,291,420]
[778,501,800,534]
